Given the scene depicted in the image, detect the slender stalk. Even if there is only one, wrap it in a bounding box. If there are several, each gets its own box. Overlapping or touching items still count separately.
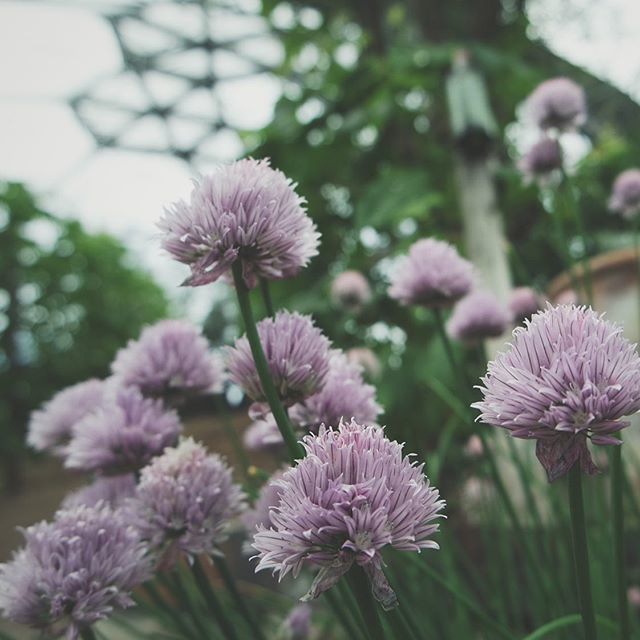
[568,465,598,640]
[231,262,303,460]
[79,628,97,640]
[346,566,386,640]
[141,581,197,639]
[259,278,275,317]
[212,554,267,640]
[326,589,367,640]
[190,557,239,640]
[612,444,630,640]
[633,220,640,335]
[169,571,210,640]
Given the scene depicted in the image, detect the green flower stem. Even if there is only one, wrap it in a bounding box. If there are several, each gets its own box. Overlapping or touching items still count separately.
[231,262,303,461]
[612,444,630,640]
[169,570,211,640]
[346,566,386,640]
[326,588,368,640]
[141,581,197,639]
[568,465,598,640]
[190,557,239,640]
[211,554,267,640]
[259,278,275,317]
[79,627,98,640]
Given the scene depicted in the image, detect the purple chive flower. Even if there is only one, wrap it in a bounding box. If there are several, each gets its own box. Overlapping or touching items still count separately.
[526,77,587,131]
[252,420,444,609]
[346,347,381,380]
[281,603,313,640]
[242,469,287,533]
[291,350,382,430]
[518,136,563,183]
[330,270,372,312]
[158,158,320,288]
[0,504,151,639]
[473,304,640,481]
[62,475,137,510]
[609,169,640,219]
[243,415,286,452]
[27,379,105,456]
[509,287,543,324]
[111,320,223,401]
[65,386,182,475]
[128,438,245,565]
[388,238,473,308]
[447,291,511,343]
[226,311,331,408]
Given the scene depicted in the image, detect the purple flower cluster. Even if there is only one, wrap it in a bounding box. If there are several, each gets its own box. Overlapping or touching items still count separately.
[0,504,151,639]
[609,168,640,219]
[525,77,587,131]
[389,238,473,308]
[128,438,245,564]
[226,311,331,407]
[27,379,105,456]
[62,475,137,510]
[65,386,181,475]
[447,291,511,343]
[474,305,640,481]
[158,158,320,288]
[281,603,313,640]
[509,287,543,324]
[518,136,563,183]
[112,319,223,401]
[252,420,444,609]
[242,469,287,533]
[330,270,372,312]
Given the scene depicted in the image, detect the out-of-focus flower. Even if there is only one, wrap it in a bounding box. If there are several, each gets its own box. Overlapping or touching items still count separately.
[525,77,586,131]
[242,469,287,533]
[609,169,640,219]
[509,287,543,324]
[62,475,137,510]
[628,586,640,609]
[158,158,320,288]
[447,291,511,343]
[474,304,640,481]
[65,387,181,475]
[346,347,381,380]
[463,435,484,458]
[330,270,372,312]
[27,380,105,456]
[291,350,382,430]
[128,438,245,565]
[243,415,286,452]
[111,320,223,401]
[253,420,444,609]
[388,238,473,308]
[280,603,312,640]
[518,136,563,183]
[0,504,151,639]
[226,311,331,409]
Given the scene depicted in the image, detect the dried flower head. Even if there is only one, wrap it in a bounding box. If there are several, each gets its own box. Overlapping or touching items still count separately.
[0,504,151,639]
[388,238,473,308]
[609,168,640,219]
[473,304,640,481]
[447,291,511,343]
[112,320,223,401]
[518,136,563,183]
[526,77,587,131]
[27,379,105,456]
[330,270,372,312]
[159,158,320,288]
[252,420,444,609]
[62,475,137,510]
[65,386,182,475]
[509,287,543,324]
[291,350,382,430]
[128,438,245,564]
[226,311,331,408]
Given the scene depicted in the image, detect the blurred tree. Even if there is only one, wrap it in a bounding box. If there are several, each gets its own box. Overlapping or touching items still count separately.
[0,183,168,493]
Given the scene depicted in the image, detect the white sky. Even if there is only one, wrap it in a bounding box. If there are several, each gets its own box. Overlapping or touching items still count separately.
[1,0,640,320]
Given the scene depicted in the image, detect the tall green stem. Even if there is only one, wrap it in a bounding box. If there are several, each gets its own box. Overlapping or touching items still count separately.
[346,566,386,640]
[231,263,303,460]
[612,444,629,640]
[190,557,239,640]
[212,555,267,640]
[259,278,275,317]
[568,465,598,640]
[79,627,97,640]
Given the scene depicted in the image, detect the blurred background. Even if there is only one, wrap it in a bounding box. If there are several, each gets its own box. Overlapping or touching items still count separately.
[4,1,640,634]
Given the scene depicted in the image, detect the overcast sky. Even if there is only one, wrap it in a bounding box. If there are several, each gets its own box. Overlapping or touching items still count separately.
[1,0,640,320]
